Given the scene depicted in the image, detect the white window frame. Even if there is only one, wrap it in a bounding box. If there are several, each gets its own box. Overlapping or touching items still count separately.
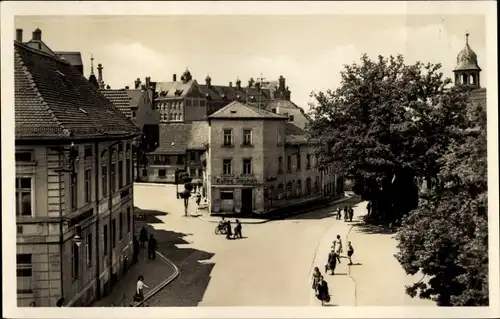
[242,158,252,175]
[15,176,34,217]
[242,129,252,146]
[223,159,232,175]
[223,129,233,146]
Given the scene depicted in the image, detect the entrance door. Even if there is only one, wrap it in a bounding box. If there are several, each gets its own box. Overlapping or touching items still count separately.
[241,188,253,214]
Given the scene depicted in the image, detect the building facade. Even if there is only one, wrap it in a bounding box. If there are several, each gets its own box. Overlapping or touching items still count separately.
[206,101,340,215]
[15,30,140,307]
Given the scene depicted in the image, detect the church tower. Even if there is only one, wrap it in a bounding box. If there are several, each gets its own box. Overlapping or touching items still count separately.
[453,32,481,89]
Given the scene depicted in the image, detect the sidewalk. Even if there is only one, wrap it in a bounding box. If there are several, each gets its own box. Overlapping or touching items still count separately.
[91,247,179,307]
[309,201,436,307]
[196,195,356,225]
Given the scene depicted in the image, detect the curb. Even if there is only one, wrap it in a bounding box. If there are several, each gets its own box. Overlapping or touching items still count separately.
[196,195,357,225]
[132,250,180,307]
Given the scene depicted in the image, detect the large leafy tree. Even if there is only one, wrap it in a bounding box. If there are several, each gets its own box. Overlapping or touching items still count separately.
[395,100,488,306]
[308,54,470,223]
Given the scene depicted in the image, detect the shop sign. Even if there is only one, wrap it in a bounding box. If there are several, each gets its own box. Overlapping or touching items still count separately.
[213,176,259,185]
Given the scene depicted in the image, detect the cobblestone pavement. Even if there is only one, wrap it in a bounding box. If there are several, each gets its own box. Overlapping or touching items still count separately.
[133,183,435,307]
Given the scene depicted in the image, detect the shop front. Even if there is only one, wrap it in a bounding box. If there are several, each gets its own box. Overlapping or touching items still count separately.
[210,176,264,214]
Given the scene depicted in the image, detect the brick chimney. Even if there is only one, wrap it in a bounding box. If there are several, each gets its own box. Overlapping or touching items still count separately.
[134,78,141,89]
[229,82,233,88]
[16,29,23,42]
[32,28,42,41]
[97,63,104,89]
[145,76,151,89]
[173,74,177,81]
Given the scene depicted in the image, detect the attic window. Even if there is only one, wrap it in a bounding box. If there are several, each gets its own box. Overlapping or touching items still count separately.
[79,108,88,115]
[289,115,294,121]
[230,110,237,114]
[55,70,65,77]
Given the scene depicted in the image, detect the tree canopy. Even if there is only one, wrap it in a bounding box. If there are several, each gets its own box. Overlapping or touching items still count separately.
[308,54,488,306]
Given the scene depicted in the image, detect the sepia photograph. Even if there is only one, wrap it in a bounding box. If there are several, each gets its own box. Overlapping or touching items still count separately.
[1,1,498,318]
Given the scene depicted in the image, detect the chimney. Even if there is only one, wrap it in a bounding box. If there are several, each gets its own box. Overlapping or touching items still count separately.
[145,77,151,89]
[97,63,104,88]
[134,78,141,89]
[32,28,42,41]
[173,74,177,81]
[141,84,146,91]
[16,29,23,42]
[229,82,233,88]
[279,75,285,90]
[255,82,261,91]
[125,86,129,89]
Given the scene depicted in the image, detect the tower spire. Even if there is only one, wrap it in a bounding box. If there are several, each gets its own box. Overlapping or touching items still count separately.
[465,31,469,45]
[90,54,95,75]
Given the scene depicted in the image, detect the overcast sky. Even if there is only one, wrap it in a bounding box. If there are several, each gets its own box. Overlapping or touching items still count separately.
[15,15,486,110]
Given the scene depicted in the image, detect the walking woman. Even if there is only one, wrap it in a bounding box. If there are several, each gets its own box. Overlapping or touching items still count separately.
[311,267,322,292]
[135,275,149,306]
[347,241,355,265]
[316,276,330,306]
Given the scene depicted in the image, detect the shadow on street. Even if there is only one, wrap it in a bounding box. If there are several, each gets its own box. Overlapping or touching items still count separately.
[139,221,215,307]
[350,218,397,235]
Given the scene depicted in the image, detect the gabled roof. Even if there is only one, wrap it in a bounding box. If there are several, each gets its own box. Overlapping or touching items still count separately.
[151,121,208,154]
[100,89,146,117]
[14,41,140,141]
[208,101,288,120]
[264,99,311,130]
[198,84,272,103]
[155,80,196,98]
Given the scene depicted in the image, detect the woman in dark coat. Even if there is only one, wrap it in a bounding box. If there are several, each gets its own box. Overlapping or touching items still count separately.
[316,276,330,306]
[225,220,233,239]
[139,227,148,248]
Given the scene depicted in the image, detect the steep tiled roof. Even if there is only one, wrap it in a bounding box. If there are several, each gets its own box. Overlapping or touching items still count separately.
[14,41,140,141]
[285,122,313,144]
[151,121,208,154]
[265,99,311,130]
[155,81,195,98]
[208,101,288,120]
[55,51,83,67]
[198,84,272,102]
[100,89,147,118]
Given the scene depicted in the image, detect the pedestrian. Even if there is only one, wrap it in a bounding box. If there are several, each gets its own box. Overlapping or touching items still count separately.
[336,207,342,220]
[367,201,372,216]
[347,241,354,265]
[147,234,157,260]
[344,206,349,221]
[196,192,201,206]
[326,248,339,275]
[56,297,65,307]
[233,219,242,239]
[135,275,149,306]
[133,235,140,263]
[316,276,330,306]
[311,267,322,291]
[226,220,233,239]
[332,235,343,261]
[348,206,354,222]
[139,227,148,248]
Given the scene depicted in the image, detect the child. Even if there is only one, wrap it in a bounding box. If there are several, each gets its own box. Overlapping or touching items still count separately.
[347,241,355,265]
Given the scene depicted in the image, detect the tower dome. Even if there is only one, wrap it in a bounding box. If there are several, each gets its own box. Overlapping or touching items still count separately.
[453,33,481,88]
[182,67,192,83]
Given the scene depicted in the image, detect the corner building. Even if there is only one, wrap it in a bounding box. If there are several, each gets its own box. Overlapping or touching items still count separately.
[206,101,340,214]
[14,29,140,307]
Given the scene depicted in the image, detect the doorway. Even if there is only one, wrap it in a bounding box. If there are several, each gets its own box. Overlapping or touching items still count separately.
[241,188,253,214]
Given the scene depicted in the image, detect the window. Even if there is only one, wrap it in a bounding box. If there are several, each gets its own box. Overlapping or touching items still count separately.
[118,160,124,188]
[190,152,196,161]
[158,169,166,177]
[177,155,185,165]
[223,159,232,175]
[111,219,116,249]
[306,178,312,194]
[84,146,93,159]
[287,156,292,172]
[278,156,283,174]
[70,173,77,211]
[72,243,80,279]
[243,159,252,175]
[189,168,196,176]
[84,169,91,203]
[86,234,92,267]
[289,115,294,121]
[15,177,32,216]
[132,111,136,117]
[284,112,289,117]
[271,108,277,113]
[126,156,131,185]
[198,169,203,177]
[242,129,252,146]
[103,225,108,255]
[296,154,301,170]
[127,207,131,233]
[17,254,32,293]
[119,212,123,240]
[15,151,33,162]
[277,129,283,144]
[110,160,116,193]
[306,154,311,169]
[296,180,302,197]
[223,129,233,146]
[220,191,234,200]
[102,165,108,198]
[142,169,148,177]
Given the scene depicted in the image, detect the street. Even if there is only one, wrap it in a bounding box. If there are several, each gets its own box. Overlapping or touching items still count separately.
[133,183,435,307]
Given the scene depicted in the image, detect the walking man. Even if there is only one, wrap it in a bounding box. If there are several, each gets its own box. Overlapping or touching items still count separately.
[348,206,354,222]
[147,234,157,260]
[347,241,355,265]
[326,248,339,275]
[332,235,343,262]
[336,207,342,220]
[139,226,148,248]
[367,201,372,216]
